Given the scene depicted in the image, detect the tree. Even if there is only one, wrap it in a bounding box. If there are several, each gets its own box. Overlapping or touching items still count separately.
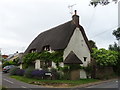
[92,48,118,67]
[113,28,120,40]
[109,42,120,51]
[90,0,118,7]
[88,40,97,49]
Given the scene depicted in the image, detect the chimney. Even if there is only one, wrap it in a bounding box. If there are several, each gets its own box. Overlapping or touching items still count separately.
[72,10,79,27]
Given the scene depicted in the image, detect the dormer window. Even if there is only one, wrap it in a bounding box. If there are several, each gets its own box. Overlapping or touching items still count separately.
[43,45,50,51]
[30,49,37,53]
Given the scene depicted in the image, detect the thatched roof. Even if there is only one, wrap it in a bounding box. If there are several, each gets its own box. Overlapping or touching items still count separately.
[63,51,83,64]
[25,14,92,54]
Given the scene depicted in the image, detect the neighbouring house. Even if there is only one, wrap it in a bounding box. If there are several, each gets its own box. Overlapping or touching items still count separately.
[2,55,8,60]
[24,10,92,79]
[5,52,23,69]
[7,52,23,62]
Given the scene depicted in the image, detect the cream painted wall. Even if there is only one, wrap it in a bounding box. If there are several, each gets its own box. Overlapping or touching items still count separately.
[52,62,57,68]
[20,64,22,69]
[35,60,42,70]
[63,27,91,67]
[80,69,87,79]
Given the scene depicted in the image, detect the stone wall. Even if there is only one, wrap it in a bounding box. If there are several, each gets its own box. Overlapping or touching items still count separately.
[95,67,114,79]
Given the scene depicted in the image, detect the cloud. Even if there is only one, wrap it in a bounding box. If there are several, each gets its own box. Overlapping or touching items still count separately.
[0,0,118,54]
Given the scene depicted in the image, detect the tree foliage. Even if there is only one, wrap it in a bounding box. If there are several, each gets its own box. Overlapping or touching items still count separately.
[113,27,120,40]
[90,0,118,7]
[109,42,120,51]
[92,48,118,67]
[88,40,97,49]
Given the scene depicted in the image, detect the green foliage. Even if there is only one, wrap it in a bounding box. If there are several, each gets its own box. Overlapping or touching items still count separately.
[50,50,63,68]
[83,64,93,78]
[88,40,97,49]
[9,67,19,75]
[92,48,118,67]
[113,52,120,76]
[23,51,63,69]
[38,51,51,61]
[2,61,16,68]
[23,53,39,64]
[24,67,34,78]
[68,64,81,71]
[109,42,120,51]
[50,68,61,80]
[90,0,117,7]
[113,27,120,40]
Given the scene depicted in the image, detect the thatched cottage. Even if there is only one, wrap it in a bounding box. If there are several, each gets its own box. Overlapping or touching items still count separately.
[25,10,92,79]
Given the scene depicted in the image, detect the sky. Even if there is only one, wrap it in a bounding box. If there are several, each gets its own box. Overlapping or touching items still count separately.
[0,0,118,55]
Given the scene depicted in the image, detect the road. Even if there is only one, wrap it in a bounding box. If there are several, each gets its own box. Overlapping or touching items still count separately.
[87,79,119,88]
[2,72,120,89]
[2,72,45,89]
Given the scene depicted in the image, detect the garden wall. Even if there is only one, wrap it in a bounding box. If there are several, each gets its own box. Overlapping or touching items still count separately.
[95,67,114,79]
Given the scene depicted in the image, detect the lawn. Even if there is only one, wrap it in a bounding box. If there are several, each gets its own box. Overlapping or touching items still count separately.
[10,75,99,87]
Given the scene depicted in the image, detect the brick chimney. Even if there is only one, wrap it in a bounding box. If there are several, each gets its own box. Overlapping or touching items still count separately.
[72,10,79,27]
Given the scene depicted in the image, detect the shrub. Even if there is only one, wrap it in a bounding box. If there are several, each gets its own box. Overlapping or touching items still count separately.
[31,70,47,79]
[50,68,60,80]
[16,69,25,76]
[9,67,19,75]
[24,67,34,78]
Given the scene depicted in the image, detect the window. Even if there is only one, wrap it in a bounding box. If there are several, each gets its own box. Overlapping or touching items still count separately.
[29,49,37,53]
[43,45,50,51]
[83,57,87,62]
[40,61,52,68]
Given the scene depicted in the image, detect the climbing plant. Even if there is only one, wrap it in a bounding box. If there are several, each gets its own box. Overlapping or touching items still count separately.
[22,51,63,69]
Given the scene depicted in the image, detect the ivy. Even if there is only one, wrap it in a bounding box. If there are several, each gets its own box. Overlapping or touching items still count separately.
[22,51,63,68]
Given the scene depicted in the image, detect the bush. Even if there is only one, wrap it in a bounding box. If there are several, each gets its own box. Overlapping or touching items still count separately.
[2,61,16,68]
[24,67,34,78]
[31,70,47,79]
[9,67,19,75]
[50,68,60,80]
[16,69,25,76]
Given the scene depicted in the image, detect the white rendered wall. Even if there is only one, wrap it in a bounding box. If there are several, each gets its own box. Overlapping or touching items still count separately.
[80,69,87,79]
[52,62,57,68]
[35,60,42,70]
[63,27,91,67]
[20,64,22,69]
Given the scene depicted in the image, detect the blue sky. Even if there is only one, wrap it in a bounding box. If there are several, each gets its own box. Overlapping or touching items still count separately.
[0,0,118,54]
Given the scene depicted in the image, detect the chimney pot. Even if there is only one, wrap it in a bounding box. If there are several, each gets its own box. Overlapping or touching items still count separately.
[72,10,79,27]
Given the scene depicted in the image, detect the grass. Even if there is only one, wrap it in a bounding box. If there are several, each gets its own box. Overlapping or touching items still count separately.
[0,86,7,90]
[10,75,99,87]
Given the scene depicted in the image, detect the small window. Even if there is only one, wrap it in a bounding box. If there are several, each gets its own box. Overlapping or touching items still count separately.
[83,57,87,62]
[40,61,52,68]
[30,49,37,53]
[43,45,50,51]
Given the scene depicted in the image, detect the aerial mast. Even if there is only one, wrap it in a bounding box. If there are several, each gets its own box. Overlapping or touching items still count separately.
[68,4,76,16]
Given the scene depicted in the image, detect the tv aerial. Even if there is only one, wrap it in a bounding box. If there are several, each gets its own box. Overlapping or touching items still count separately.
[68,4,76,15]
